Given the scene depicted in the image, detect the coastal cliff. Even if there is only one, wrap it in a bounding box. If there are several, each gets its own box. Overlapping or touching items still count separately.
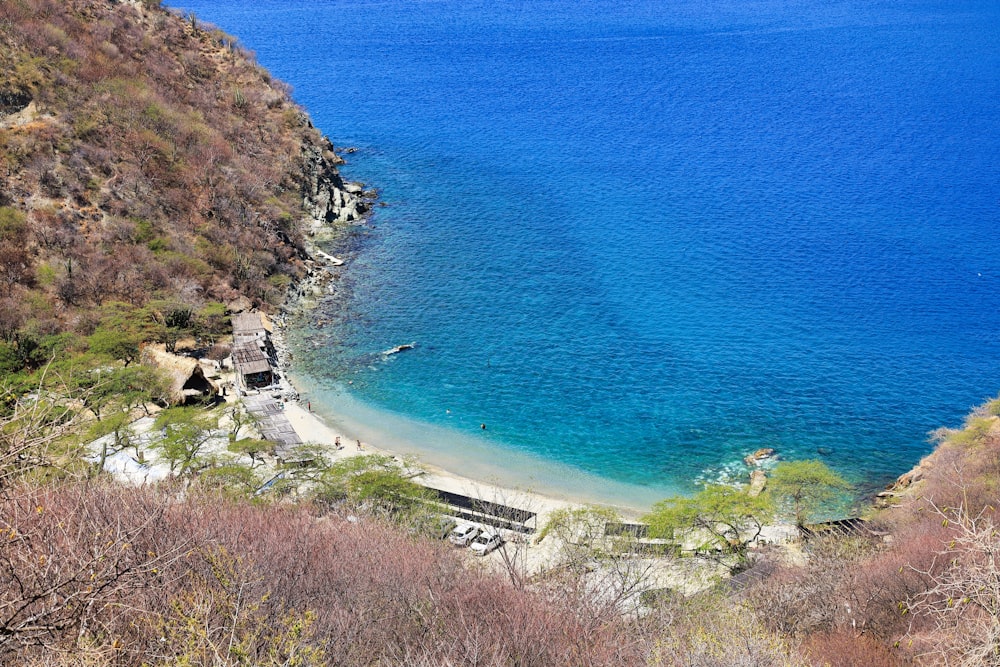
[876,400,1000,508]
[0,0,364,331]
[301,134,370,229]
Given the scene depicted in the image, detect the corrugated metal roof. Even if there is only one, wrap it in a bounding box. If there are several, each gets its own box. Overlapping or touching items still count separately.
[244,395,303,457]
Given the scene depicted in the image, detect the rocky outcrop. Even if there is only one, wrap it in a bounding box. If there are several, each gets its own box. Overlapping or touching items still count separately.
[744,448,776,466]
[876,453,932,507]
[0,90,37,130]
[0,89,31,115]
[747,469,768,497]
[300,134,373,230]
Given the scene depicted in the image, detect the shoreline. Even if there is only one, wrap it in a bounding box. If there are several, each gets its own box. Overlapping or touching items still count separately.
[269,224,670,519]
[267,164,669,516]
[279,398,581,521]
[271,144,902,519]
[269,306,650,519]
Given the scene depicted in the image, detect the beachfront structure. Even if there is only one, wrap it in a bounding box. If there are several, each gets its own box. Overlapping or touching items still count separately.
[243,394,303,462]
[141,345,218,405]
[430,488,538,534]
[232,311,269,349]
[232,343,273,390]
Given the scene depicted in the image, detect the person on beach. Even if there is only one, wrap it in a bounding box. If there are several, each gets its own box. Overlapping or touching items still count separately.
[335,436,342,450]
[356,439,363,450]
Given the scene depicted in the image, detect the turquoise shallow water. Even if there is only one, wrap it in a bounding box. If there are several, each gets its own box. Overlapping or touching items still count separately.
[175,0,1000,507]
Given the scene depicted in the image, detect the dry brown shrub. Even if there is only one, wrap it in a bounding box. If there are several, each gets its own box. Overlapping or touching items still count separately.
[0,482,187,661]
[799,630,906,667]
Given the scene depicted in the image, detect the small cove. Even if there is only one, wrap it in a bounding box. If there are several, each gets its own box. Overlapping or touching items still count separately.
[174,0,1000,505]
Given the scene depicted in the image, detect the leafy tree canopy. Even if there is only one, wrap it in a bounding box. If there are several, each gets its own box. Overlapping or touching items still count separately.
[153,406,220,476]
[769,459,851,527]
[645,484,774,565]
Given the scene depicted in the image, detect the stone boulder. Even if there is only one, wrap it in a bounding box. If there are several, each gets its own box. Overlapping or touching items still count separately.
[744,448,776,466]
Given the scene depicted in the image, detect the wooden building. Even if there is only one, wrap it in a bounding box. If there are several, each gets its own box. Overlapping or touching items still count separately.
[232,343,273,390]
[232,311,269,349]
[243,394,304,463]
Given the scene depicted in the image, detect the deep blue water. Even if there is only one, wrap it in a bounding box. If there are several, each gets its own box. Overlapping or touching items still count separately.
[174,0,1000,507]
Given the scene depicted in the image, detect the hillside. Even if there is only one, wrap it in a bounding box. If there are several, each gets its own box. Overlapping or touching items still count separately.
[0,0,365,378]
[2,2,999,666]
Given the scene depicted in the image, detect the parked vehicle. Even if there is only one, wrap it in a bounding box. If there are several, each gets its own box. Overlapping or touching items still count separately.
[448,523,481,547]
[470,529,503,556]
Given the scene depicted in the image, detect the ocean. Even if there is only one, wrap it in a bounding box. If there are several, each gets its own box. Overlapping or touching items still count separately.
[173,0,1000,508]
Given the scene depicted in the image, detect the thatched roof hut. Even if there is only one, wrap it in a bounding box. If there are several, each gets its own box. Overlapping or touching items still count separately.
[141,345,218,405]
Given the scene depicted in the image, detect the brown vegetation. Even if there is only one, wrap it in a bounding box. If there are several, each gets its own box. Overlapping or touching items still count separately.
[0,482,655,666]
[6,393,999,665]
[0,0,343,375]
[740,400,1000,665]
[3,1,1000,665]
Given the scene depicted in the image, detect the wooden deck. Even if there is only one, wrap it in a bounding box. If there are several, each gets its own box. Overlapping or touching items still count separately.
[243,394,302,460]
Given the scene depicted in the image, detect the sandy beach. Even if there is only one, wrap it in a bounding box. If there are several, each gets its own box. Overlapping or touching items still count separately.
[282,400,582,522]
[279,398,728,592]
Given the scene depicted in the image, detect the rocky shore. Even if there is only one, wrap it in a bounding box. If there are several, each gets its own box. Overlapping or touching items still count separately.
[264,131,378,402]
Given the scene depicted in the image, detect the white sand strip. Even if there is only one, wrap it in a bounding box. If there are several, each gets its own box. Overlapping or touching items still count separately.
[283,402,577,523]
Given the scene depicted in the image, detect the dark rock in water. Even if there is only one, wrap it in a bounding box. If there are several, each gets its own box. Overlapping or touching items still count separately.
[816,447,832,456]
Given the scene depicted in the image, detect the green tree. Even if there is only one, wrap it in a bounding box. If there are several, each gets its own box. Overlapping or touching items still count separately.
[645,484,773,568]
[193,301,230,346]
[0,378,79,490]
[347,467,432,515]
[769,459,851,527]
[153,406,220,477]
[145,300,196,353]
[225,402,257,442]
[311,454,435,520]
[85,410,136,477]
[535,505,654,610]
[539,505,623,563]
[87,327,143,366]
[195,463,264,498]
[69,362,167,422]
[93,302,161,353]
[227,437,270,468]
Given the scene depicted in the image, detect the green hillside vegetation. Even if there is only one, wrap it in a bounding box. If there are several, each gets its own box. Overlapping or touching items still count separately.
[2,1,998,665]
